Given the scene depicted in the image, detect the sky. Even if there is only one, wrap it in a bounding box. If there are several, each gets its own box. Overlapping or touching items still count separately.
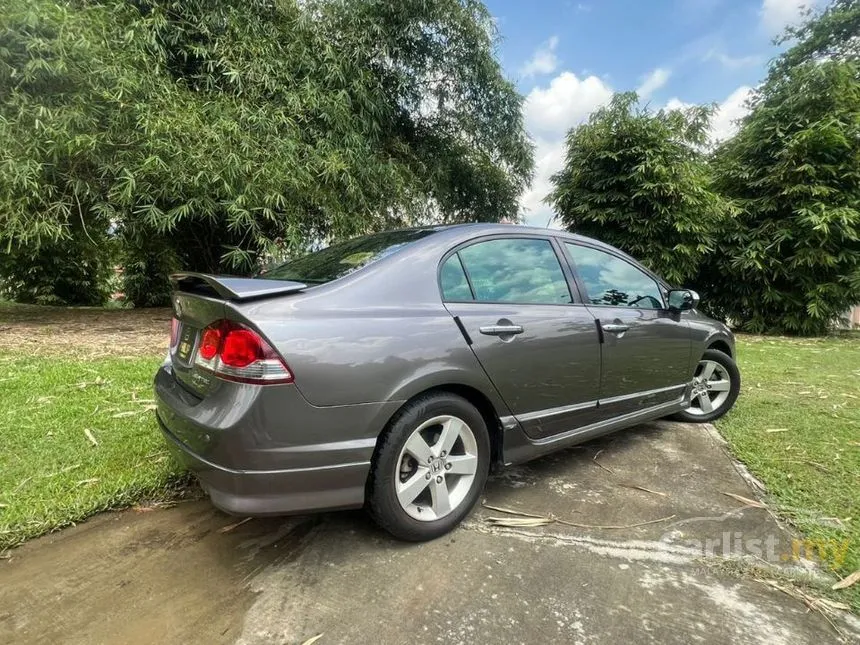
[482,0,824,226]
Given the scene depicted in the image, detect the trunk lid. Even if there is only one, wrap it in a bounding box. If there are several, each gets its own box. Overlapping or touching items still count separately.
[168,273,306,396]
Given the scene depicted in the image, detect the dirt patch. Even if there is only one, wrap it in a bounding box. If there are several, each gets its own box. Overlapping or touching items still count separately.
[0,303,171,358]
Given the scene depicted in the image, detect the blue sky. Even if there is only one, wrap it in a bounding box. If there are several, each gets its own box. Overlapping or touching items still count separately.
[481,0,824,225]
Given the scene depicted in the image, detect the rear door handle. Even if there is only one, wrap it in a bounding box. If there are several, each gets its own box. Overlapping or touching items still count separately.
[479,324,524,336]
[602,323,630,334]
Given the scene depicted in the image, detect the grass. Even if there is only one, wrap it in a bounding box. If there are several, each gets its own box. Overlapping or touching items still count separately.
[716,333,860,611]
[0,352,184,549]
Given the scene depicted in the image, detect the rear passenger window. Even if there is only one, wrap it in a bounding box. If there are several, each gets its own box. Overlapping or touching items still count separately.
[440,254,473,301]
[451,238,572,305]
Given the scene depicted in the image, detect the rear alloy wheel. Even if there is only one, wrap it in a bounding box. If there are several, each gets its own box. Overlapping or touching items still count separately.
[368,393,490,541]
[672,349,741,423]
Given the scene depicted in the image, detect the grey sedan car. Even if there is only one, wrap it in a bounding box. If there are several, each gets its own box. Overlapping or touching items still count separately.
[155,224,740,541]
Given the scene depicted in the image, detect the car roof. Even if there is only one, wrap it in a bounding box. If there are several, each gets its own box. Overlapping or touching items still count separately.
[416,222,617,252]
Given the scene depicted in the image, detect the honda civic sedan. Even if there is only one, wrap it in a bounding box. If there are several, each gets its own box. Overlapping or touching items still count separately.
[155,224,740,541]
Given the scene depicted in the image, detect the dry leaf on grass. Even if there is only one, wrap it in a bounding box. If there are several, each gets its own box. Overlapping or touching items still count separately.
[301,634,324,645]
[43,464,81,479]
[83,428,98,447]
[765,428,789,433]
[832,570,860,590]
[721,492,766,509]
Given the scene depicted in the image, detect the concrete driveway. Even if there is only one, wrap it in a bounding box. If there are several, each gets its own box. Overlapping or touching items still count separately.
[2,421,857,644]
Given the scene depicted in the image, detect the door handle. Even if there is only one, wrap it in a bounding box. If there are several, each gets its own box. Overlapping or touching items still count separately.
[602,323,630,334]
[479,324,524,336]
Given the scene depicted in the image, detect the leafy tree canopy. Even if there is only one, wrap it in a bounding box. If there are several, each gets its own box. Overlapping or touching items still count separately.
[706,1,860,335]
[0,0,532,304]
[547,92,734,286]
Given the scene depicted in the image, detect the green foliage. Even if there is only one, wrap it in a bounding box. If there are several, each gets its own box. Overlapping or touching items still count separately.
[547,93,734,286]
[119,227,179,308]
[0,0,532,305]
[704,1,860,335]
[769,0,860,81]
[0,227,114,307]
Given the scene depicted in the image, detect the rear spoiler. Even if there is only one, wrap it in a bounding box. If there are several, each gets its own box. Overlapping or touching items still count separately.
[170,272,307,301]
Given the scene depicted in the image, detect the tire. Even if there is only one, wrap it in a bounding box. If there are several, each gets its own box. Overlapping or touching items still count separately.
[367,393,490,541]
[672,349,741,423]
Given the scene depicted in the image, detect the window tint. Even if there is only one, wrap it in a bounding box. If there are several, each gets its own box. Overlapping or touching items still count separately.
[565,243,664,309]
[455,238,571,304]
[261,229,437,284]
[440,254,473,301]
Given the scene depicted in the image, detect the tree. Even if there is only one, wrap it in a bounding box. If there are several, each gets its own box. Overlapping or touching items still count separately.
[705,1,860,335]
[546,93,734,286]
[0,0,532,305]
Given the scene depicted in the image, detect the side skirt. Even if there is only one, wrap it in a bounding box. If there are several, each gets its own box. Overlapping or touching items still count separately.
[500,393,690,466]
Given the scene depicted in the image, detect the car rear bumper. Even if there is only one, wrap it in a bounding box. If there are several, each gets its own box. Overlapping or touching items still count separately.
[154,363,403,515]
[158,415,370,515]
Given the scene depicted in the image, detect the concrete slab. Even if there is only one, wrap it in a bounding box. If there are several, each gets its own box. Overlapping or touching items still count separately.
[1,422,857,645]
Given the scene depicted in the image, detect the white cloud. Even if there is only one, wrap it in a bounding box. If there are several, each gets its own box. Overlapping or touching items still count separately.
[636,67,671,100]
[760,0,821,37]
[520,36,560,78]
[521,72,614,226]
[703,49,762,69]
[709,85,754,142]
[664,85,754,143]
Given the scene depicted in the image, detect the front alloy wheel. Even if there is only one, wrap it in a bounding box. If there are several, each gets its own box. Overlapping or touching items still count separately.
[672,349,741,423]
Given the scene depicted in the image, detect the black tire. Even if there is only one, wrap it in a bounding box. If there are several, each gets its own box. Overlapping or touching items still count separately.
[672,348,741,423]
[367,392,490,542]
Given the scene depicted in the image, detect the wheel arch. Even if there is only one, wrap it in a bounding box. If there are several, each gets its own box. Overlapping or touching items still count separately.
[374,383,506,468]
[706,338,733,358]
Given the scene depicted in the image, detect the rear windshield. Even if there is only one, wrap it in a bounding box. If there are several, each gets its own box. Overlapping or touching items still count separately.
[260,229,437,284]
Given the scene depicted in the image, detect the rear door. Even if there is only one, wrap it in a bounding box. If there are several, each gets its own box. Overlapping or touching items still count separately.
[441,235,602,439]
[562,242,692,417]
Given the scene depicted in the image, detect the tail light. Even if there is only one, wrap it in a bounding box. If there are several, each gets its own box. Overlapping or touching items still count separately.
[193,320,293,384]
[169,318,180,348]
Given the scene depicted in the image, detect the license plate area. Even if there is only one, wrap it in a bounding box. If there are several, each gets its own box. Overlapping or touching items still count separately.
[175,324,198,364]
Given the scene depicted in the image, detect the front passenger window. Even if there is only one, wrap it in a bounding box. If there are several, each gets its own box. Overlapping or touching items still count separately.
[565,243,664,309]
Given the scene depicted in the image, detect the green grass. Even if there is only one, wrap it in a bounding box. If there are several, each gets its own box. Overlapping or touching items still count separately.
[716,333,860,610]
[0,352,184,549]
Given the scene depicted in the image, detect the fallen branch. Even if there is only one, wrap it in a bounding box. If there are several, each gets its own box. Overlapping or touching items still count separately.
[482,503,549,519]
[301,634,324,645]
[761,580,846,640]
[721,491,766,509]
[218,517,252,533]
[618,483,668,497]
[482,502,675,530]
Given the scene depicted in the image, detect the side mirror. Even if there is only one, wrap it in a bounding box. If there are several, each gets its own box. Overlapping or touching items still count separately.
[667,289,700,312]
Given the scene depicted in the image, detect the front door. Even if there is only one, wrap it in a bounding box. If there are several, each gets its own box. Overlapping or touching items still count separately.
[441,236,602,439]
[563,242,692,417]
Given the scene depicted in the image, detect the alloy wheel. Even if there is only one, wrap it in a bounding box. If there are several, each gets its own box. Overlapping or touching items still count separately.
[687,359,732,417]
[395,415,479,521]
